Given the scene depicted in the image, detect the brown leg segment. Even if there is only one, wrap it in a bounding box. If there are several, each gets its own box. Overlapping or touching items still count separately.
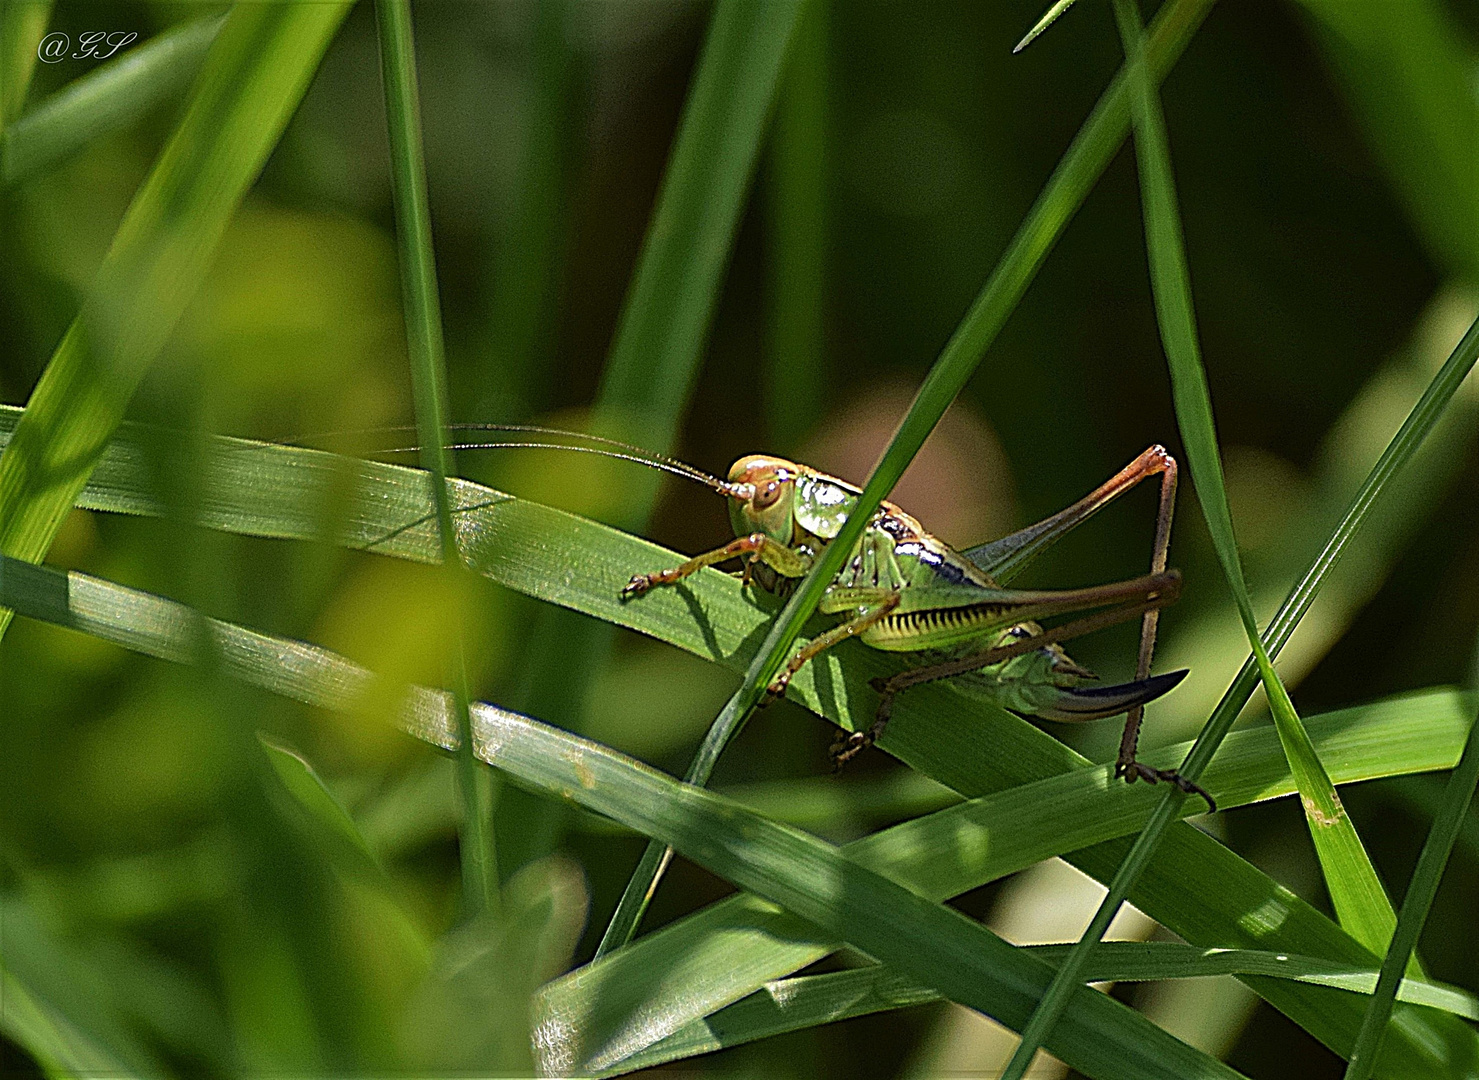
[620,533,803,598]
[766,593,901,701]
[1108,451,1214,810]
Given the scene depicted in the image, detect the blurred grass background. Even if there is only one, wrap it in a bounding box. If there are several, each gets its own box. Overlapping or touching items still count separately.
[1,0,1476,1076]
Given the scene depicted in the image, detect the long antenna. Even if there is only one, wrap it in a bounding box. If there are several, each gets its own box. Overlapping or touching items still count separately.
[298,423,752,499]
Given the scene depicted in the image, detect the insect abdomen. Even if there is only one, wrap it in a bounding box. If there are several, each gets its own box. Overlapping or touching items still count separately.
[863,603,1015,651]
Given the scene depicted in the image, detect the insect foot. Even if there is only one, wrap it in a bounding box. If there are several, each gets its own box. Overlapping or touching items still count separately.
[620,573,656,600]
[830,689,895,771]
[762,671,793,704]
[1118,760,1217,814]
[830,730,872,771]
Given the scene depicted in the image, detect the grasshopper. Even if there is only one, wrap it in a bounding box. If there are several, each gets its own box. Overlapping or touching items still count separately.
[618,443,1210,809]
[374,427,1209,810]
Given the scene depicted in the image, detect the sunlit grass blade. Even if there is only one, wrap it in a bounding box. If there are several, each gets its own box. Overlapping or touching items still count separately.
[1116,0,1391,934]
[1013,0,1081,53]
[375,0,495,918]
[0,2,349,643]
[1345,677,1479,1079]
[1004,0,1408,1068]
[601,0,1217,955]
[536,693,1473,1076]
[5,410,1476,1069]
[1,13,223,186]
[619,943,1479,1075]
[0,558,1241,1080]
[3,524,1474,1074]
[0,0,51,125]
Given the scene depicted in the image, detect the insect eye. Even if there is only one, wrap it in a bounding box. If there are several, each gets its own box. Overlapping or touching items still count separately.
[753,480,784,510]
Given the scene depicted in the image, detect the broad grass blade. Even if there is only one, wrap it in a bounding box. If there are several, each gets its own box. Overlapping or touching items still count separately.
[1345,656,1479,1079]
[2,504,1475,1073]
[618,943,1479,1075]
[3,407,1474,1070]
[0,556,1241,1080]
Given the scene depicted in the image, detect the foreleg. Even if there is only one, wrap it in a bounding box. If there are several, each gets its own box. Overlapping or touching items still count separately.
[621,534,809,598]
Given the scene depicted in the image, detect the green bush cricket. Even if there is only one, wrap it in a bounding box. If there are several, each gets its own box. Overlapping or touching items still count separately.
[373,427,1211,810]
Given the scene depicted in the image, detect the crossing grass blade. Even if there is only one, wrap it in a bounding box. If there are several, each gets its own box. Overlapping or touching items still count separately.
[375,0,495,918]
[1344,674,1479,1079]
[1002,2,1412,1072]
[616,943,1479,1076]
[0,556,1243,1080]
[1,13,224,187]
[0,2,349,643]
[600,0,1218,955]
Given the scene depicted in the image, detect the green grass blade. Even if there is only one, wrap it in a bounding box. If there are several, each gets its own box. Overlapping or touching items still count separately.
[600,0,1216,956]
[374,0,495,918]
[477,0,575,420]
[3,413,1473,1071]
[1344,682,1479,1079]
[1013,0,1081,53]
[535,693,1473,1076]
[0,557,1241,1080]
[1003,2,1408,1070]
[618,944,1479,1075]
[2,14,223,187]
[1114,0,1389,936]
[257,734,383,876]
[0,2,348,643]
[2,528,1473,1074]
[0,0,52,125]
[1130,0,1400,957]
